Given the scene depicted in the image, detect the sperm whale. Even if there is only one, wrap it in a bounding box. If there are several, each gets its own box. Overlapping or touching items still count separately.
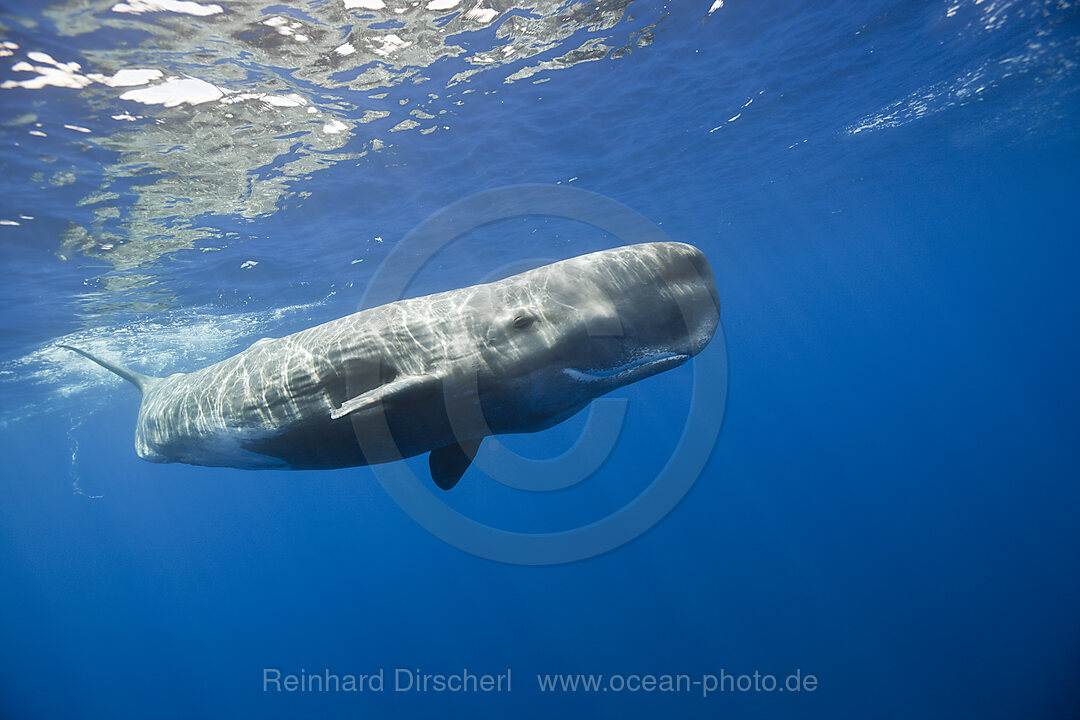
[63,242,720,489]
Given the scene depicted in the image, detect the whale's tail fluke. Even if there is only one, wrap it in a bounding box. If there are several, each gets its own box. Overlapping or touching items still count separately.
[59,344,160,394]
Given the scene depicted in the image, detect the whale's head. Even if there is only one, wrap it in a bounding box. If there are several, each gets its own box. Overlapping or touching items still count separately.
[472,242,720,432]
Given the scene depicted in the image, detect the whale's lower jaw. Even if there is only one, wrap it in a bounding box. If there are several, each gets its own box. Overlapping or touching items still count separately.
[563,351,690,386]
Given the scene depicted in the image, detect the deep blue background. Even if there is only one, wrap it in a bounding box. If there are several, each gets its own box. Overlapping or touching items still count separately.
[2,1,1079,718]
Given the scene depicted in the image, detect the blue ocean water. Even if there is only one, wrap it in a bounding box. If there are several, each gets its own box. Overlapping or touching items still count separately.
[1,0,1079,717]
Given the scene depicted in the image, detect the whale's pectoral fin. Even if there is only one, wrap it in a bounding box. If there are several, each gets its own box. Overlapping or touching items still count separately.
[331,375,438,420]
[429,438,483,490]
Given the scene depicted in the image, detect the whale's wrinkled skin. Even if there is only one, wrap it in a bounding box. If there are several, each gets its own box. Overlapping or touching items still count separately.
[63,242,721,489]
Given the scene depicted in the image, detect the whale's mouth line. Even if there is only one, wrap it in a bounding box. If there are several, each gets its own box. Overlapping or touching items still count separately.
[563,352,690,384]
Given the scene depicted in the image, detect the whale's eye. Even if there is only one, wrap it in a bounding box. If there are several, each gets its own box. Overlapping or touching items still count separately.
[512,314,535,330]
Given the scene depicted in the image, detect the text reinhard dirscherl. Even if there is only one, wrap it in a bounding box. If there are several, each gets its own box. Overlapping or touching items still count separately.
[262,668,819,697]
[263,668,512,694]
